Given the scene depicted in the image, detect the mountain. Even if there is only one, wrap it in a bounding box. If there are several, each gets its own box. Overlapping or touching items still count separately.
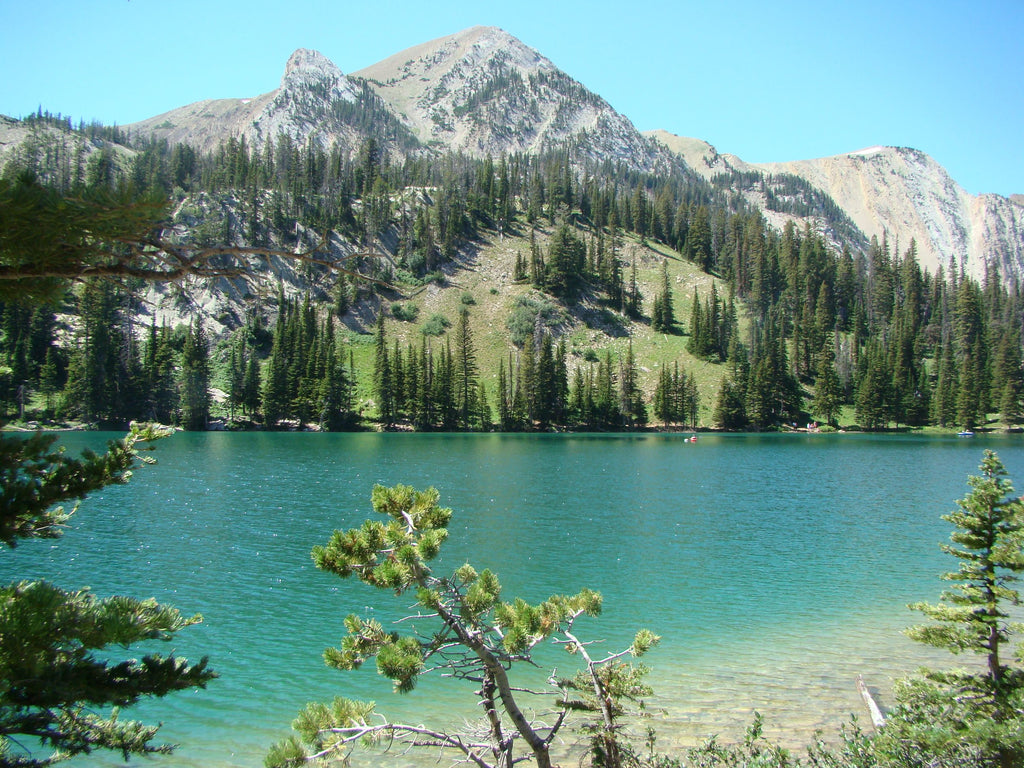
[648,130,1024,282]
[127,27,676,175]
[353,26,672,171]
[4,26,1020,284]
[127,48,417,156]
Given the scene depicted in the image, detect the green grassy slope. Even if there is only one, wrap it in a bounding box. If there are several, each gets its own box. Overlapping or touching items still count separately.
[343,224,733,428]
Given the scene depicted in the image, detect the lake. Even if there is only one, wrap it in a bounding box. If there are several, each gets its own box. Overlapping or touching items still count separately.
[6,431,1023,766]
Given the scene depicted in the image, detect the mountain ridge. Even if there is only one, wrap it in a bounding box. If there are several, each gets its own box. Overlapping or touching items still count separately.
[3,26,1020,283]
[647,129,1024,281]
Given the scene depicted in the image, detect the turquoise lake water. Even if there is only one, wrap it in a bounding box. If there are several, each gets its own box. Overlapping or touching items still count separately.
[5,431,1024,766]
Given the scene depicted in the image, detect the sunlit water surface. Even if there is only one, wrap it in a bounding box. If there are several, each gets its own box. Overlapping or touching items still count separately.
[6,431,1023,766]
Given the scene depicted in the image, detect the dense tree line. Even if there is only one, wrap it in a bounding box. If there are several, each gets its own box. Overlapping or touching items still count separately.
[3,114,1023,432]
[372,312,701,432]
[710,214,1024,431]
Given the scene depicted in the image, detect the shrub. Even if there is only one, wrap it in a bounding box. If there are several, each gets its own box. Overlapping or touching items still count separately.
[421,314,451,336]
[391,303,419,322]
[506,294,566,348]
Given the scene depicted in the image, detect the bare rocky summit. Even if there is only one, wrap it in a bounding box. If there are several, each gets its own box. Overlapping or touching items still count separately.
[354,26,671,171]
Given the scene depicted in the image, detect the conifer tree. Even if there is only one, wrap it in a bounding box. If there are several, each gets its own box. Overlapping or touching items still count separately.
[619,341,646,427]
[474,381,492,431]
[881,451,1024,768]
[544,222,585,300]
[262,309,289,429]
[813,338,842,427]
[453,307,478,430]
[63,281,125,424]
[242,352,262,419]
[434,339,456,430]
[933,335,959,428]
[721,337,748,428]
[651,260,675,333]
[267,484,658,768]
[141,320,177,424]
[416,337,434,430]
[855,342,893,430]
[497,357,512,430]
[179,319,210,431]
[534,333,556,428]
[373,313,394,428]
[317,326,353,431]
[624,260,641,319]
[0,425,215,767]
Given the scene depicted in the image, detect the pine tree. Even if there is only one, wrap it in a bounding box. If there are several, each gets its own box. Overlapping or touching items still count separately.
[624,260,641,319]
[409,339,428,430]
[855,341,892,431]
[0,426,215,766]
[544,223,585,300]
[317,324,353,431]
[497,357,512,430]
[242,351,261,419]
[534,333,556,428]
[268,484,658,768]
[813,338,842,427]
[653,366,674,427]
[933,335,959,428]
[63,281,121,424]
[474,381,492,431]
[433,339,457,430]
[179,319,210,431]
[262,304,290,429]
[453,308,478,430]
[619,341,645,427]
[373,313,395,428]
[142,320,177,424]
[651,260,675,333]
[887,451,1024,767]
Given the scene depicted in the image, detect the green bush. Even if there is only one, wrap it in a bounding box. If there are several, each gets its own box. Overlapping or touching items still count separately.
[421,314,451,337]
[506,294,566,348]
[391,303,419,322]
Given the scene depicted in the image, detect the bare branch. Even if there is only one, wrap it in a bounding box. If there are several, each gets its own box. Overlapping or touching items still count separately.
[310,722,498,768]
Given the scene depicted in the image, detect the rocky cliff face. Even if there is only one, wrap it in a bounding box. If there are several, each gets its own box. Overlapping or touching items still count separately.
[649,130,1024,282]
[753,147,1024,282]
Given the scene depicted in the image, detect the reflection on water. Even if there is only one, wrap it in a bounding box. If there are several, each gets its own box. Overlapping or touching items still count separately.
[4,431,1019,766]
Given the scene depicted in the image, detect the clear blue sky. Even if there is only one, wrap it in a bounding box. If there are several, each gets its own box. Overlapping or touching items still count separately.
[2,0,1020,196]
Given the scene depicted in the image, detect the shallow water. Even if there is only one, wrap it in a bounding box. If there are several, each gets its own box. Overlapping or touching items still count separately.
[5,431,1020,766]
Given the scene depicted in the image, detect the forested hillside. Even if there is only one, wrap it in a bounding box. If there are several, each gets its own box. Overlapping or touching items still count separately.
[2,110,1022,434]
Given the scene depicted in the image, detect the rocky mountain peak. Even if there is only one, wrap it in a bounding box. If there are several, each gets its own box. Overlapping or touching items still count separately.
[354,26,669,171]
[280,48,357,103]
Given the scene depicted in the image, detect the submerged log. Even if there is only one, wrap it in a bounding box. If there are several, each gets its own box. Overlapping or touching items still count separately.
[857,675,886,729]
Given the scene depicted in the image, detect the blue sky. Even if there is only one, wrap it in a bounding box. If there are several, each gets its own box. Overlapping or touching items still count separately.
[1,0,1020,196]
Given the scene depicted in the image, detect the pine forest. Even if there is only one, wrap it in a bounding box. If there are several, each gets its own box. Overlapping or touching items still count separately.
[2,110,1022,435]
